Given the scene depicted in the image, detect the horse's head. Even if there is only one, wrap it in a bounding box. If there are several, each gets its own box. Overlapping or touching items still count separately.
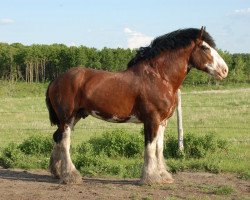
[190,27,228,80]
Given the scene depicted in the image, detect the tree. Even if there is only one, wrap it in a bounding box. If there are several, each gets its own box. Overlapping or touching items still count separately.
[0,43,17,81]
[85,48,101,69]
[0,43,249,84]
[100,47,115,70]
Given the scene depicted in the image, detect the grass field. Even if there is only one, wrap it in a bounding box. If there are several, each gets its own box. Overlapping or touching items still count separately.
[0,81,249,177]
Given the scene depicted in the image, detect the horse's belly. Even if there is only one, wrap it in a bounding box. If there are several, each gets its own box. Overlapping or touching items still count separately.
[90,110,141,123]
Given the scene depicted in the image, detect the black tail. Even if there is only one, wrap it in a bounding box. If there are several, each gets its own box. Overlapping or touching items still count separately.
[46,82,60,126]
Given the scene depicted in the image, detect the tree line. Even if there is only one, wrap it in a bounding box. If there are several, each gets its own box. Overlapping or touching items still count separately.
[0,42,249,84]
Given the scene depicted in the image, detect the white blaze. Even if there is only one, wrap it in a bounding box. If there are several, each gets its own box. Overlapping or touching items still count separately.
[203,42,228,79]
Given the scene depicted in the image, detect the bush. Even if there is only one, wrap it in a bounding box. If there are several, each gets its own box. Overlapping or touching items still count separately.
[74,129,143,177]
[18,135,53,155]
[74,142,142,177]
[0,143,23,168]
[88,129,144,158]
[164,132,228,159]
[0,135,53,169]
[0,130,230,177]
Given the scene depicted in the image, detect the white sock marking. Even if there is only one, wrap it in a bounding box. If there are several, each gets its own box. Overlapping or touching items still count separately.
[60,125,76,176]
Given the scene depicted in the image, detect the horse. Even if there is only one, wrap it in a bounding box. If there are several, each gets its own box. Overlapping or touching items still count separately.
[46,27,228,185]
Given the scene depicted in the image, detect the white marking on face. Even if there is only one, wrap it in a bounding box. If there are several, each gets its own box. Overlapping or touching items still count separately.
[202,42,228,80]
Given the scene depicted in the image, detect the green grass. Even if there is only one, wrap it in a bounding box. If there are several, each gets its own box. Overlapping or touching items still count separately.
[180,88,249,140]
[0,81,249,177]
[197,184,234,195]
[0,81,49,98]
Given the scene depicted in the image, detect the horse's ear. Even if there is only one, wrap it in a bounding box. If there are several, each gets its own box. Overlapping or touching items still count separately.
[196,26,206,45]
[199,26,206,39]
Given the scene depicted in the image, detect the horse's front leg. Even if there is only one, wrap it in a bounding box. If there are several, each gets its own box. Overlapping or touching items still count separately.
[156,121,174,183]
[59,124,82,184]
[141,120,174,184]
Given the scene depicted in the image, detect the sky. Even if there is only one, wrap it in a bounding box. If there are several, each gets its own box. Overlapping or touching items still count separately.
[0,0,250,53]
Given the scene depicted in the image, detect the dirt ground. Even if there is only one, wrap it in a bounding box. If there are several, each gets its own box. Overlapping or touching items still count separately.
[0,167,249,200]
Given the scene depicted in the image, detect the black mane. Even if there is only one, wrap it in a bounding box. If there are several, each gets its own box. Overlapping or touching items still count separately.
[127,28,216,68]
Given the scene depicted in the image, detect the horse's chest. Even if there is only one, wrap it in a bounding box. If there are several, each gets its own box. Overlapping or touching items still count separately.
[161,98,176,115]
[151,91,177,118]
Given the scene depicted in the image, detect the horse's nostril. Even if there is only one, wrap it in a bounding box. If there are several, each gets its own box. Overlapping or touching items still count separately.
[223,68,228,74]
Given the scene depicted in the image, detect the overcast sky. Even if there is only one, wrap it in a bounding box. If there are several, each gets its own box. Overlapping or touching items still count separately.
[0,0,249,53]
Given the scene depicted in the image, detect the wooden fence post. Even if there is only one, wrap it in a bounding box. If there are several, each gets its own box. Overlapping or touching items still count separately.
[177,89,184,151]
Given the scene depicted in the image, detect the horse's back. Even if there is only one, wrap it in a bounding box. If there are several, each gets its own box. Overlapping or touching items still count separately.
[49,67,102,94]
[47,67,139,123]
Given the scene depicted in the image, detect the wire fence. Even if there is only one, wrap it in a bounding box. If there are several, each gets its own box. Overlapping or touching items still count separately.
[0,106,249,131]
[0,88,249,144]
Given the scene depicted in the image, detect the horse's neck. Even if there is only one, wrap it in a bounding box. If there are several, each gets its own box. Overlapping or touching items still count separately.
[155,47,193,91]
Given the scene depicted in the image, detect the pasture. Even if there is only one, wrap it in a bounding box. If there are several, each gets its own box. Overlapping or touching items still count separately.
[0,81,249,176]
[0,81,249,199]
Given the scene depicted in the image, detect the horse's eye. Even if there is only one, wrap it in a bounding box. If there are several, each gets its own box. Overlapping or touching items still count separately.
[201,45,210,51]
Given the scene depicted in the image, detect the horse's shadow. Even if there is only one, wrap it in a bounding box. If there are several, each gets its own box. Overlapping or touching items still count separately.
[84,177,139,186]
[0,168,58,184]
[0,168,139,186]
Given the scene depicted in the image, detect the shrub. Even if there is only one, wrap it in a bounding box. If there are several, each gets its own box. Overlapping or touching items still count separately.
[88,129,144,158]
[74,129,143,177]
[0,130,230,177]
[18,135,53,155]
[74,151,142,177]
[164,132,228,159]
[0,143,23,168]
[0,135,53,169]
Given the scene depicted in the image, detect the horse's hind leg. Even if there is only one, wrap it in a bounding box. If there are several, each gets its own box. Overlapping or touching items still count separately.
[59,124,82,184]
[49,120,82,184]
[49,128,63,179]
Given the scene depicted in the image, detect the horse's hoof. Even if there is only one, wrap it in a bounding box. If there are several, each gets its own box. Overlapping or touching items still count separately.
[60,170,82,184]
[49,166,61,179]
[162,178,174,184]
[139,173,174,185]
[139,173,161,185]
[160,171,174,184]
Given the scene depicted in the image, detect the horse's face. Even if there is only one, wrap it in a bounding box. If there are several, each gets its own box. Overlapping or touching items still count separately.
[190,41,228,80]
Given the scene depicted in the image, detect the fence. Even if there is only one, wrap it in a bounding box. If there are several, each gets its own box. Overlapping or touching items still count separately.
[0,89,249,146]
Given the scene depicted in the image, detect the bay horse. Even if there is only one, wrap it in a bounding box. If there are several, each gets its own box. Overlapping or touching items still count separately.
[46,27,228,184]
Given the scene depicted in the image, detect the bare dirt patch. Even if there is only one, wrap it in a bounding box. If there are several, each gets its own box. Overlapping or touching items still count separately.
[0,167,249,200]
